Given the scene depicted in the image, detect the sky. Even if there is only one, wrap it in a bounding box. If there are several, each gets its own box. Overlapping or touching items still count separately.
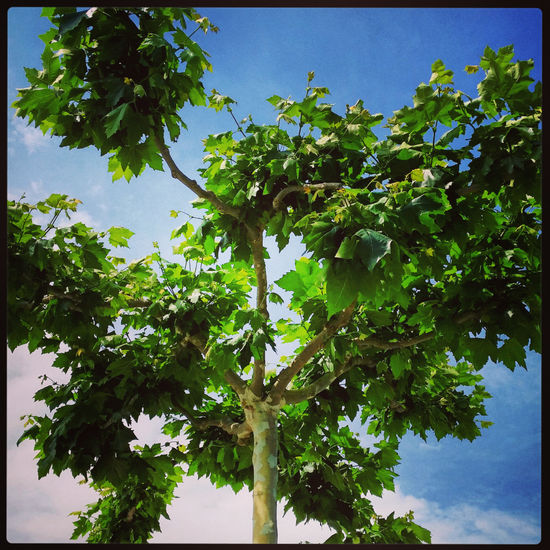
[6,5,542,544]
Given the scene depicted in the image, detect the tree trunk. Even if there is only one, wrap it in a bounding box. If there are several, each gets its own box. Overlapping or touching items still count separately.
[249,401,279,544]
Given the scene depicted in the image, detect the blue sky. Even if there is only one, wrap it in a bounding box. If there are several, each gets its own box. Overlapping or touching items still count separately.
[7,6,541,544]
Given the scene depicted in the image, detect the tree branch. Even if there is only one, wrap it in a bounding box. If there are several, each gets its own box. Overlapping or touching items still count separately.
[154,134,242,219]
[282,308,484,404]
[154,135,271,399]
[272,182,342,211]
[267,300,357,405]
[444,180,483,198]
[224,369,248,399]
[176,405,253,445]
[355,309,483,351]
[247,226,269,321]
[248,225,269,397]
[356,331,435,351]
[124,297,153,308]
[283,356,376,404]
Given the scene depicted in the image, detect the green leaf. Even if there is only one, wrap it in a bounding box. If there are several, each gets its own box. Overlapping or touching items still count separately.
[354,229,392,271]
[390,351,410,379]
[266,94,283,107]
[334,236,357,259]
[499,338,526,370]
[107,226,134,248]
[326,260,361,318]
[268,292,284,304]
[170,221,194,240]
[58,10,89,35]
[324,532,344,544]
[189,86,206,106]
[133,84,146,98]
[400,193,446,232]
[283,156,298,181]
[276,258,324,307]
[15,88,60,114]
[208,89,236,112]
[429,59,454,85]
[104,103,130,138]
[408,521,432,543]
[412,83,434,108]
[365,309,393,326]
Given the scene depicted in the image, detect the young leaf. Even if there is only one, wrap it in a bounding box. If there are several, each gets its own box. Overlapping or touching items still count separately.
[107,226,135,248]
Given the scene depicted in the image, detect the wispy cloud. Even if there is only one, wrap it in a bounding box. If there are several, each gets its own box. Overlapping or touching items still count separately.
[30,179,45,194]
[10,115,51,154]
[12,203,101,235]
[57,208,99,230]
[370,485,540,544]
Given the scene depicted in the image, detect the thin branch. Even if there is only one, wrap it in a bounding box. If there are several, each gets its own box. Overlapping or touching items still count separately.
[281,309,484,404]
[40,209,62,239]
[186,25,202,40]
[429,88,440,168]
[184,333,208,355]
[41,290,83,312]
[355,309,483,351]
[272,182,343,211]
[228,107,247,139]
[247,226,269,320]
[454,183,483,197]
[174,209,205,221]
[429,121,437,168]
[268,300,357,405]
[154,134,242,220]
[356,331,435,351]
[152,243,178,299]
[283,356,376,404]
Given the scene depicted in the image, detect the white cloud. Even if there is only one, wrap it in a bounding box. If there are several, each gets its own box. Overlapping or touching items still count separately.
[6,348,331,544]
[6,347,539,545]
[8,198,100,234]
[149,477,333,544]
[56,208,99,230]
[11,115,51,153]
[6,445,97,543]
[30,179,44,195]
[370,485,540,544]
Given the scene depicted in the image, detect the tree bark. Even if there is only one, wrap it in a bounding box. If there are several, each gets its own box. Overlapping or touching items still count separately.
[245,399,279,544]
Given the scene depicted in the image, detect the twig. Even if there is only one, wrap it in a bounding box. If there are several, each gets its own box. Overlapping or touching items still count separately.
[355,309,483,351]
[228,107,247,139]
[272,182,342,211]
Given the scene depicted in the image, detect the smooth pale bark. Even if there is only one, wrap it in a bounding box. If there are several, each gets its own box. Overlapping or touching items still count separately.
[247,400,279,544]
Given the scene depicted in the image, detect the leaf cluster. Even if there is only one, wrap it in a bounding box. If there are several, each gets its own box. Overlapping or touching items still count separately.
[12,7,215,181]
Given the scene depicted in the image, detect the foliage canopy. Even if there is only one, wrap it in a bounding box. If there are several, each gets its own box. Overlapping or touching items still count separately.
[8,7,541,544]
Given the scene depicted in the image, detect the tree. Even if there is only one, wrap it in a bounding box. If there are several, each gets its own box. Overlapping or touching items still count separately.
[8,7,541,544]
